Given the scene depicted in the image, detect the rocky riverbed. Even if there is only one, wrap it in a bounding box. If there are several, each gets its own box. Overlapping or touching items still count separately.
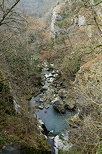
[30,62,76,153]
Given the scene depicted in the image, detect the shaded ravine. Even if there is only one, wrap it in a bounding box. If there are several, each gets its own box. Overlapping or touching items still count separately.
[30,63,76,153]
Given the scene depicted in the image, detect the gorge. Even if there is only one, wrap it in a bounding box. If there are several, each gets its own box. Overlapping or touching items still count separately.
[0,0,102,154]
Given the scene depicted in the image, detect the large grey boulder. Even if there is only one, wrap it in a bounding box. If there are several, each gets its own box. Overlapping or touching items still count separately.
[53,99,65,114]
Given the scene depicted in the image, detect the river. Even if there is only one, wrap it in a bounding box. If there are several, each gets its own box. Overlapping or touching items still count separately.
[30,63,76,153]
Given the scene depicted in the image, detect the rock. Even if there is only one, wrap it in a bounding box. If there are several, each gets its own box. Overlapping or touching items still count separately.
[38,119,44,125]
[13,100,20,113]
[47,77,54,83]
[38,120,49,135]
[65,103,76,110]
[45,73,53,78]
[64,99,76,110]
[53,73,58,77]
[44,110,47,113]
[53,99,65,114]
[56,15,62,21]
[45,105,49,109]
[78,15,86,26]
[1,143,22,154]
[38,125,43,131]
[52,70,55,74]
[48,131,55,137]
[38,105,44,110]
[42,85,49,90]
[58,89,67,99]
[42,123,50,135]
[50,64,54,67]
[54,135,72,152]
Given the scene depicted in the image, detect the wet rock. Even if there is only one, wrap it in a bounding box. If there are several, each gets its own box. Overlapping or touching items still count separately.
[42,123,50,136]
[38,119,44,125]
[38,125,43,131]
[45,73,53,79]
[45,105,49,109]
[44,110,47,113]
[47,77,54,83]
[53,73,58,77]
[54,135,72,152]
[52,70,55,74]
[38,105,44,110]
[53,99,65,114]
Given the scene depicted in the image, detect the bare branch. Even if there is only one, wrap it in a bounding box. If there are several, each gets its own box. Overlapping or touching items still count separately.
[0,0,20,26]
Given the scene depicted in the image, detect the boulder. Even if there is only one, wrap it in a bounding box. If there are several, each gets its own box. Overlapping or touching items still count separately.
[38,105,44,110]
[64,99,76,111]
[45,105,49,109]
[56,15,62,21]
[53,99,65,114]
[54,135,72,152]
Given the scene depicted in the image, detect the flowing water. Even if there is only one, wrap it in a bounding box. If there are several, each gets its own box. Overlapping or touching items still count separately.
[30,65,75,135]
[30,65,76,153]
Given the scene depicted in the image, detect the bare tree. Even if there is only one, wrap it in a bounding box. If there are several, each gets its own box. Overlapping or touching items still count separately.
[0,0,26,28]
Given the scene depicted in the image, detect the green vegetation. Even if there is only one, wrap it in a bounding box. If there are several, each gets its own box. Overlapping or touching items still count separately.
[98,141,102,154]
[0,71,15,115]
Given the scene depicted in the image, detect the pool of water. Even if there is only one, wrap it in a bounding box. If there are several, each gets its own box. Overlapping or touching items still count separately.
[36,105,75,134]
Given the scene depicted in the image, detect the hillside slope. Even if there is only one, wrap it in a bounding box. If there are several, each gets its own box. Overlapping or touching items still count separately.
[44,0,102,153]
